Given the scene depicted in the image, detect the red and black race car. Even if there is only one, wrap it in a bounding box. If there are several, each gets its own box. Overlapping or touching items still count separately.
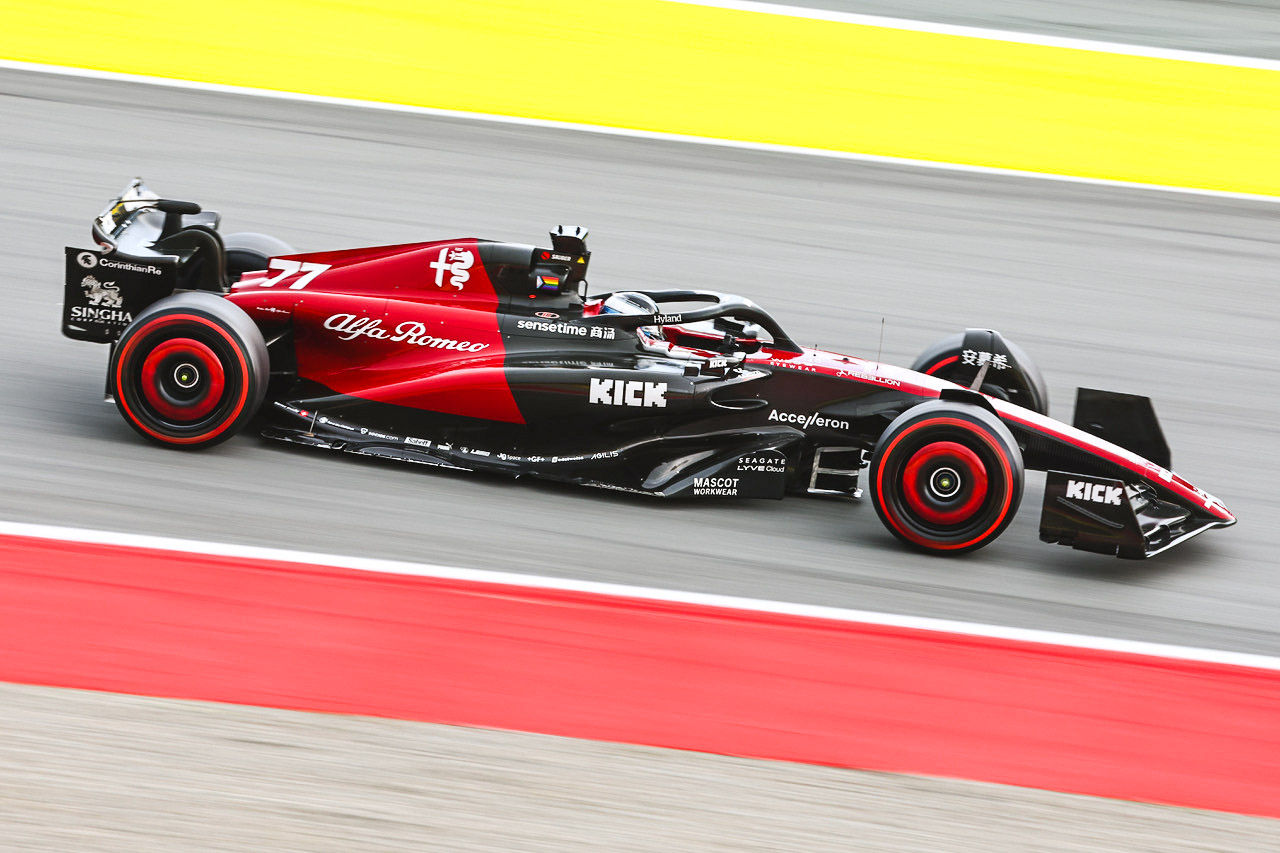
[62,180,1235,558]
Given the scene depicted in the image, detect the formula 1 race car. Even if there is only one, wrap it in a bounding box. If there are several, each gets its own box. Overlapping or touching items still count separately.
[61,180,1235,558]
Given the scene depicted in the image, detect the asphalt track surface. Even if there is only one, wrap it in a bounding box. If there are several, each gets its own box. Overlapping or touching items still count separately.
[769,0,1280,58]
[4,682,1276,852]
[2,68,1279,656]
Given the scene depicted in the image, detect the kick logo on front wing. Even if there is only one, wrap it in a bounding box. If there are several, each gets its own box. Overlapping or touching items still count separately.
[589,378,667,407]
[1065,479,1124,506]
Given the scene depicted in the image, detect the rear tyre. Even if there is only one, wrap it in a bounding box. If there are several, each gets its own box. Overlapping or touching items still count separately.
[109,292,269,448]
[869,401,1024,555]
[912,332,1049,416]
[222,232,296,282]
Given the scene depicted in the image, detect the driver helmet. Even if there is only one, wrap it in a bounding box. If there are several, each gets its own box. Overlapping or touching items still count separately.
[601,291,658,316]
[602,291,667,349]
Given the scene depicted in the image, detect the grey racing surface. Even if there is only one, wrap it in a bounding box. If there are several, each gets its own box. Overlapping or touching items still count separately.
[5,682,1276,852]
[1,68,1278,659]
[762,0,1280,59]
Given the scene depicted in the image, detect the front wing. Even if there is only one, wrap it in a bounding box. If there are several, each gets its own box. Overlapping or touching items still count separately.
[1039,470,1233,559]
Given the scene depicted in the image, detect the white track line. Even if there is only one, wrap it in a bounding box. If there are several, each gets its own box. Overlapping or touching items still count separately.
[669,1,1280,71]
[1,59,1277,206]
[3,518,1279,672]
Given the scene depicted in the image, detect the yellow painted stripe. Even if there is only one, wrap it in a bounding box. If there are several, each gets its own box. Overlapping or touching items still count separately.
[3,0,1278,195]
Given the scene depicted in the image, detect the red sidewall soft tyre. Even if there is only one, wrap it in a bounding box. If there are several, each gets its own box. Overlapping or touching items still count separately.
[869,401,1024,555]
[109,292,269,449]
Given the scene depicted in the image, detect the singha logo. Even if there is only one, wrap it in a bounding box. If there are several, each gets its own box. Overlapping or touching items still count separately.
[429,247,474,290]
[81,275,123,307]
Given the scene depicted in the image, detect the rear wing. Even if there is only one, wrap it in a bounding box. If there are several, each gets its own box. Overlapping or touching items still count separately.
[64,179,220,343]
[63,246,175,343]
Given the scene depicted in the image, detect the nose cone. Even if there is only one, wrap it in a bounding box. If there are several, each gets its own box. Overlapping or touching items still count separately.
[1164,470,1233,524]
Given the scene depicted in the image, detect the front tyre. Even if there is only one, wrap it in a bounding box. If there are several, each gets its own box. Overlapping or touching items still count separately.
[109,292,269,448]
[912,332,1049,416]
[869,401,1024,555]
